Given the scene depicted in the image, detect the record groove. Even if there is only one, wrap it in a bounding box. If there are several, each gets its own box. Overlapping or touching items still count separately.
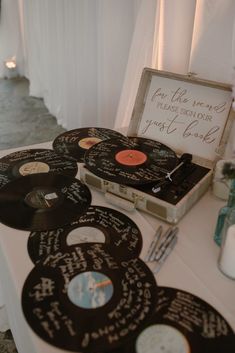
[28,205,143,264]
[0,149,78,189]
[22,243,158,352]
[84,136,177,185]
[0,173,91,231]
[52,127,124,162]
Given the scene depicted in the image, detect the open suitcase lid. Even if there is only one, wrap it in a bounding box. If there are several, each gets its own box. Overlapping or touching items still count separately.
[128,68,235,168]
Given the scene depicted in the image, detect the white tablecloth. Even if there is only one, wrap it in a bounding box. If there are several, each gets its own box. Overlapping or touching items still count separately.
[0,142,234,353]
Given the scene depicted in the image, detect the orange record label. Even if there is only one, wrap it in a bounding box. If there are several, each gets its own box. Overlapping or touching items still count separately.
[115,149,147,166]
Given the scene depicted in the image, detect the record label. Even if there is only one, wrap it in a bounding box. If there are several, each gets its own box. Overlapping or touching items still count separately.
[0,173,91,231]
[52,127,124,162]
[24,187,62,209]
[84,136,178,185]
[111,286,235,353]
[115,150,147,166]
[67,226,106,245]
[0,149,78,188]
[136,324,190,353]
[18,161,50,175]
[27,205,143,263]
[22,243,158,352]
[67,271,114,309]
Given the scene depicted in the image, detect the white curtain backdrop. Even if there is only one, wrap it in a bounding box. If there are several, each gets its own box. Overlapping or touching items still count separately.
[114,0,197,130]
[17,0,139,130]
[189,0,235,83]
[115,0,235,129]
[0,0,235,150]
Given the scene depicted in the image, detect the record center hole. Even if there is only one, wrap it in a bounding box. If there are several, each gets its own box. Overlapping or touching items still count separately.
[115,149,147,166]
[67,271,114,309]
[135,324,191,353]
[24,187,61,209]
[66,227,105,245]
[18,162,50,176]
[78,137,102,150]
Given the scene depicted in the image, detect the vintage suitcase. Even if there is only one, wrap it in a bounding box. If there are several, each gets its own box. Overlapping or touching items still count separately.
[80,68,234,223]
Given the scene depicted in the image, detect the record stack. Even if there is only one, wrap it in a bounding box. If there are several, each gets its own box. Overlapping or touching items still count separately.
[0,137,159,352]
[0,129,233,352]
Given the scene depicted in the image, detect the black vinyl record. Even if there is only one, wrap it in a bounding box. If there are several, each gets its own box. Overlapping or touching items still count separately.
[22,243,158,352]
[52,127,124,162]
[27,205,143,264]
[84,136,178,185]
[0,149,78,188]
[111,286,235,353]
[0,173,91,231]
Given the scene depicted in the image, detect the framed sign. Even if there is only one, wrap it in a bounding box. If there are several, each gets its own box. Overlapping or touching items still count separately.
[129,69,234,163]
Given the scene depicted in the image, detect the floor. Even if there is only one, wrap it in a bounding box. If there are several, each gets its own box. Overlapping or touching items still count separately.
[0,77,66,353]
[0,77,66,151]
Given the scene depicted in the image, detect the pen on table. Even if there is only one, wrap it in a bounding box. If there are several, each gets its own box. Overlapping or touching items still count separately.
[144,225,163,262]
[154,235,178,274]
[148,226,173,262]
[155,230,177,261]
[154,227,178,261]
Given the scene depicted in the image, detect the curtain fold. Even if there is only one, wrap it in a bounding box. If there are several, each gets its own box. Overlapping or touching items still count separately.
[157,0,196,73]
[114,0,160,129]
[189,0,235,84]
[114,0,198,130]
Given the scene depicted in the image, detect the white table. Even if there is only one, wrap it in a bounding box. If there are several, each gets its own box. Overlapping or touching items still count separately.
[0,142,234,353]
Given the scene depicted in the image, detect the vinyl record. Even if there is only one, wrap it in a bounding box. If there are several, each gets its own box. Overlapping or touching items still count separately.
[22,243,158,352]
[84,136,178,185]
[0,173,91,231]
[111,286,235,353]
[52,127,124,162]
[0,149,78,189]
[27,205,143,264]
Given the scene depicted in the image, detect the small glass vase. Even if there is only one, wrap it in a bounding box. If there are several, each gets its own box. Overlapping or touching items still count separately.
[214,179,235,246]
[218,207,235,279]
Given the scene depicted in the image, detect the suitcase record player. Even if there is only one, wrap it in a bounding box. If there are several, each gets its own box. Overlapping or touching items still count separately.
[80,68,235,223]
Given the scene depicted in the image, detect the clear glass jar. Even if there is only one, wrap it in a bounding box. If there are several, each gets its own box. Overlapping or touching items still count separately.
[214,179,235,246]
[218,207,235,279]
